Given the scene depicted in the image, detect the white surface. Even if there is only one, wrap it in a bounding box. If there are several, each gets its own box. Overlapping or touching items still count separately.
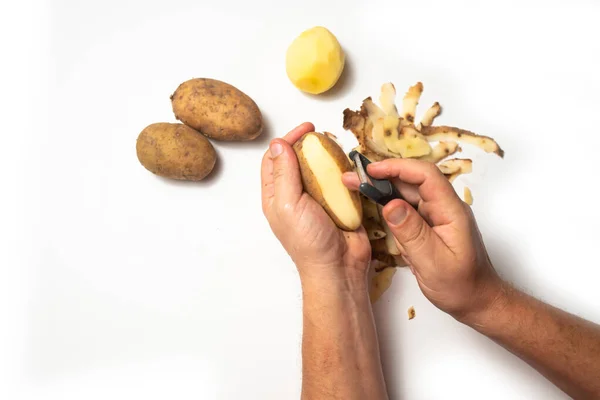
[3,0,600,399]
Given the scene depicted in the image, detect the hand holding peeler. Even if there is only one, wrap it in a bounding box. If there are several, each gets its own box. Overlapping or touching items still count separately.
[349,150,403,206]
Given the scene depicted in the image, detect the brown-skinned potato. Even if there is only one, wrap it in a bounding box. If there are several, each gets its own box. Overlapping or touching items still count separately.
[136,123,216,181]
[171,78,263,141]
[293,132,363,231]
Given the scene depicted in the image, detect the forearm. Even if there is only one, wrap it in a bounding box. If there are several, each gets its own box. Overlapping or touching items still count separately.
[464,282,600,399]
[300,275,388,400]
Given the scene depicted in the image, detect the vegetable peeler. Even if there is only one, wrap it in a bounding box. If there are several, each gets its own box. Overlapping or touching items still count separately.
[349,150,403,206]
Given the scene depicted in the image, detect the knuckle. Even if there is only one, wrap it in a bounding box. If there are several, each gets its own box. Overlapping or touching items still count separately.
[424,161,441,177]
[402,219,428,250]
[272,166,286,181]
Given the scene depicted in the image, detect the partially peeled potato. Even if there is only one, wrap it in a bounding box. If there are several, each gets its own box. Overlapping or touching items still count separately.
[293,132,363,231]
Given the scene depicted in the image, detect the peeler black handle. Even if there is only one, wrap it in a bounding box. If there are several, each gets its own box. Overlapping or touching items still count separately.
[349,150,403,206]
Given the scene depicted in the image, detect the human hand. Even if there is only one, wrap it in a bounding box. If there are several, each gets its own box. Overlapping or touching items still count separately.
[343,159,503,321]
[261,123,371,287]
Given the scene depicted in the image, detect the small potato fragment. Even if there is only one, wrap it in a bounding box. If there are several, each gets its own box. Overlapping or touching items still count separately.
[408,306,416,320]
[370,267,396,304]
[136,123,217,181]
[171,78,263,141]
[464,187,474,205]
[294,132,363,231]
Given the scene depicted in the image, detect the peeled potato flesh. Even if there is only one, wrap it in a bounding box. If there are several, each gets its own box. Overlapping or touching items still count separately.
[294,132,362,231]
[286,26,345,95]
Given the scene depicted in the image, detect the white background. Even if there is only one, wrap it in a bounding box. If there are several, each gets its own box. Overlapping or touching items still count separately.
[2,0,600,399]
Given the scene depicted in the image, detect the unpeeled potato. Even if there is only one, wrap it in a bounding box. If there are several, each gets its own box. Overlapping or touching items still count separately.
[293,132,362,231]
[171,78,263,141]
[136,123,216,181]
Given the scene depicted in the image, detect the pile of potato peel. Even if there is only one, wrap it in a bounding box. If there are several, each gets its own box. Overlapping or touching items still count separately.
[341,82,505,303]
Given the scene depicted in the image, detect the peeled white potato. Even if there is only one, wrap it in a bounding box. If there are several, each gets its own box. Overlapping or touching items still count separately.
[285,26,345,95]
[294,132,362,231]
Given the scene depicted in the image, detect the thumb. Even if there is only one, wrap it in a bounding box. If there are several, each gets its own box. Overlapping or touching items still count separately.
[382,199,441,263]
[270,139,303,206]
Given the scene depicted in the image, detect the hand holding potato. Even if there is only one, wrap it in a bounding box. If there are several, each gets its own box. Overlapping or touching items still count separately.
[343,158,503,321]
[261,123,371,285]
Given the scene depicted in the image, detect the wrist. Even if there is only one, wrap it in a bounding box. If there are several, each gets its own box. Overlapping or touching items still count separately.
[458,276,513,329]
[298,262,369,298]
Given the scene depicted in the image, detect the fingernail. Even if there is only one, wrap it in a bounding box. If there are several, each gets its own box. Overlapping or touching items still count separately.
[270,142,283,158]
[388,205,407,225]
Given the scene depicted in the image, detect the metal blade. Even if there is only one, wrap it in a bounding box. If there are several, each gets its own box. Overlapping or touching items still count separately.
[353,152,369,184]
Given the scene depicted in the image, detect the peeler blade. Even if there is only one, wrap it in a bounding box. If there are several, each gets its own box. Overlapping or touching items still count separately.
[348,150,403,206]
[352,152,369,185]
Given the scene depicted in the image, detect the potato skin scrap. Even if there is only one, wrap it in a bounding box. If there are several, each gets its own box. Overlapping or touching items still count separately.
[369,267,396,304]
[136,123,217,181]
[408,306,416,320]
[401,82,423,123]
[379,206,401,255]
[393,255,409,268]
[294,132,363,231]
[418,102,442,128]
[438,158,473,182]
[464,186,474,205]
[419,141,460,163]
[362,197,386,240]
[324,131,338,140]
[437,158,473,174]
[421,125,504,157]
[372,253,395,271]
[343,107,399,159]
[343,108,367,149]
[171,78,263,141]
[379,83,399,117]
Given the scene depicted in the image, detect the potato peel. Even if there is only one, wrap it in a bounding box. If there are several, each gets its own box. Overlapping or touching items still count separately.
[464,186,474,205]
[362,197,387,240]
[408,306,416,320]
[370,267,396,304]
[418,141,461,163]
[379,83,399,117]
[420,125,504,158]
[437,158,473,175]
[418,102,442,129]
[378,205,401,255]
[401,82,423,123]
